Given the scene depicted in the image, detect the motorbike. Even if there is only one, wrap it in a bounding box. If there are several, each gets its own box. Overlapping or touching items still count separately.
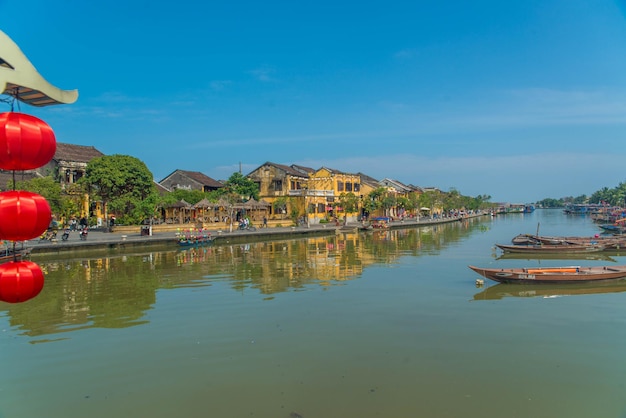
[238,222,256,231]
[79,227,88,241]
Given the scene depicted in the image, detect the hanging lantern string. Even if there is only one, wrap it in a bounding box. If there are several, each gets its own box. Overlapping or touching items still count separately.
[10,87,19,112]
[10,170,17,260]
[0,87,20,112]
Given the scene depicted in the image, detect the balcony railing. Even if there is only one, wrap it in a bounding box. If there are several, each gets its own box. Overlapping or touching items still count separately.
[288,189,335,197]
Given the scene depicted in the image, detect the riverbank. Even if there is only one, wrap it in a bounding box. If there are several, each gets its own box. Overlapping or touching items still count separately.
[25,213,489,257]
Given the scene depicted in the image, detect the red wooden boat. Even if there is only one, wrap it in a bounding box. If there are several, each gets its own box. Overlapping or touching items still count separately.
[469,265,626,284]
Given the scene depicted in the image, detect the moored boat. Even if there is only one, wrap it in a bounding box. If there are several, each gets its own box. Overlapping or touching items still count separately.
[598,224,626,234]
[370,217,390,229]
[496,243,606,254]
[496,251,618,262]
[176,229,214,247]
[0,247,32,264]
[510,234,626,249]
[468,265,626,284]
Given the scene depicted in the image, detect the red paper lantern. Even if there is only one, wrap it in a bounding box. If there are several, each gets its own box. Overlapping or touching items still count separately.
[0,261,44,303]
[0,190,51,241]
[0,112,56,170]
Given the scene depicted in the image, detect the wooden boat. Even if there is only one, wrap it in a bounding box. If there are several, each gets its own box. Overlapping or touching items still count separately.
[511,234,626,249]
[178,236,214,247]
[176,230,214,247]
[370,217,390,229]
[495,251,618,262]
[468,265,626,284]
[598,223,626,234]
[496,243,606,254]
[511,234,541,245]
[0,247,32,264]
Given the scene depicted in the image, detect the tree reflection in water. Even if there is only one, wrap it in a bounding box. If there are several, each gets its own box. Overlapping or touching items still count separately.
[3,217,486,338]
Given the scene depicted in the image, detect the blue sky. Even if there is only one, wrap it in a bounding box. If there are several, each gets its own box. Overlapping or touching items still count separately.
[2,0,626,203]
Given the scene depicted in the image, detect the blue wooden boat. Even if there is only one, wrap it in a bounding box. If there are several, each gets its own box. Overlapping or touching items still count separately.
[598,223,626,234]
[176,230,214,246]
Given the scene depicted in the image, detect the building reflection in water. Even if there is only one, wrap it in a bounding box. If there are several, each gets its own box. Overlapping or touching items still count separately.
[1,218,485,339]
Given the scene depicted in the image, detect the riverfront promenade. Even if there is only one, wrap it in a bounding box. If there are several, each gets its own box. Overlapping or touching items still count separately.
[25,214,488,257]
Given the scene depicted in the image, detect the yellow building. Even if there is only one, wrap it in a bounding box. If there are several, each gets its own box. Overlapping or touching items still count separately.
[246,162,313,221]
[305,167,362,224]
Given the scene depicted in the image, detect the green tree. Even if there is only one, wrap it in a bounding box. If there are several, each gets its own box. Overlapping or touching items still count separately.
[14,176,64,213]
[337,192,359,224]
[443,188,462,212]
[219,172,259,201]
[13,176,86,223]
[212,172,260,231]
[537,198,564,208]
[272,196,291,219]
[161,189,207,206]
[82,155,157,224]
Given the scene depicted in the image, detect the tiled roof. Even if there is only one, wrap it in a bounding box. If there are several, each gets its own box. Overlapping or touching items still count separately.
[248,162,311,178]
[54,143,104,163]
[271,162,309,178]
[380,178,412,192]
[357,172,380,187]
[178,170,223,188]
[290,164,315,176]
[154,181,170,195]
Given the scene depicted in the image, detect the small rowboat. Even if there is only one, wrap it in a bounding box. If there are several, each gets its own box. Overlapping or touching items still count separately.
[0,247,31,264]
[511,234,626,249]
[468,265,626,284]
[496,243,605,254]
[178,236,214,247]
[176,230,214,247]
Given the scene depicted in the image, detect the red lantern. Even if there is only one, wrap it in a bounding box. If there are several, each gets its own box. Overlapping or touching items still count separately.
[0,190,51,241]
[0,112,56,170]
[0,261,44,303]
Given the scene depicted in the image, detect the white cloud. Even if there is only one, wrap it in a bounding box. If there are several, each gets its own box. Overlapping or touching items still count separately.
[249,66,276,82]
[210,80,232,91]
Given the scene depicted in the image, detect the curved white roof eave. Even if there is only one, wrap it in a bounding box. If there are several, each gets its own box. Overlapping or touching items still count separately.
[0,30,78,107]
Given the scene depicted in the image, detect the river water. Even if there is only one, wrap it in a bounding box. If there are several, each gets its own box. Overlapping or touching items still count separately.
[2,209,626,418]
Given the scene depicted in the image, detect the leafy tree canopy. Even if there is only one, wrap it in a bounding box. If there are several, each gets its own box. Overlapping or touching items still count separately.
[14,176,63,214]
[220,172,259,201]
[82,154,157,224]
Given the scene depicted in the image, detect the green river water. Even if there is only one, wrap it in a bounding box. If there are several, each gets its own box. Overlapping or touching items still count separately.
[2,209,626,418]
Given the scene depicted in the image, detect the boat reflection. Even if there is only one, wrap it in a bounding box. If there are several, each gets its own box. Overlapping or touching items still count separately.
[473,280,626,300]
